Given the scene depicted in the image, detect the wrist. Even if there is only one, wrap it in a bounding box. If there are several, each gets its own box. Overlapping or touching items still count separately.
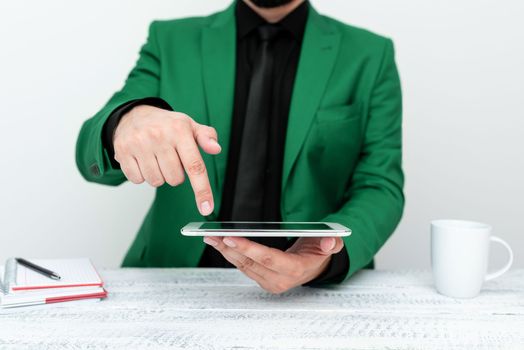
[115,105,165,140]
[309,255,332,282]
[127,104,163,118]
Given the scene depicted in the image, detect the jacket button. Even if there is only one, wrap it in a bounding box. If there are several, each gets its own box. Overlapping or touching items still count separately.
[89,163,101,177]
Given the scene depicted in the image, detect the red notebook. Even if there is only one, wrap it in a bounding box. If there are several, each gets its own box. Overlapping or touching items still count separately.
[1,258,107,308]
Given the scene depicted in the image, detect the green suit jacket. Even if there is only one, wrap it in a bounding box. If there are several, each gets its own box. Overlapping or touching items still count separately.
[76,3,404,282]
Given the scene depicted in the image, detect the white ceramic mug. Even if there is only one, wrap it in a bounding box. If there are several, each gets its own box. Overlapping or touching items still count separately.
[431,219,513,298]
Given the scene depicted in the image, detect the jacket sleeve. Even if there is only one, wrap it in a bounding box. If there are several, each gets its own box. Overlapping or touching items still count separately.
[323,39,405,280]
[75,21,172,186]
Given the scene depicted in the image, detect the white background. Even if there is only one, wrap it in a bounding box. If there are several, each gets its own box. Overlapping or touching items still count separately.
[0,0,522,271]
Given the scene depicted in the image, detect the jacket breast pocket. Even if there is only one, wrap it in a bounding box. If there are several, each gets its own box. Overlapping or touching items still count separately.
[313,102,364,147]
[303,102,364,203]
[315,102,362,125]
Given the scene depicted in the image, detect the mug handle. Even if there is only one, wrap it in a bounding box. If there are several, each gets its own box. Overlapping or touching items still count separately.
[485,236,514,281]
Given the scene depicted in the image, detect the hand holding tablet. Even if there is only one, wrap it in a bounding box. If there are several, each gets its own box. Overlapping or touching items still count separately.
[193,223,349,294]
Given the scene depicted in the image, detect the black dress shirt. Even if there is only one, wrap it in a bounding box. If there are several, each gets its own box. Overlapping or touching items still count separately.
[103,1,349,285]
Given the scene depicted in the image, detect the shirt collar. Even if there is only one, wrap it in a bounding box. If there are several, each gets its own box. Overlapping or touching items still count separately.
[236,1,309,40]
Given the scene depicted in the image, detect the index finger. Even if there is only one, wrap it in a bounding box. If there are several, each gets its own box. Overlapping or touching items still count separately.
[222,237,301,276]
[175,134,214,216]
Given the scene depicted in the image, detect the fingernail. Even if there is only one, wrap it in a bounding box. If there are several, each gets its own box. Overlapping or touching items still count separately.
[203,237,218,247]
[328,238,336,251]
[223,238,236,248]
[210,139,222,151]
[322,238,335,252]
[200,201,212,216]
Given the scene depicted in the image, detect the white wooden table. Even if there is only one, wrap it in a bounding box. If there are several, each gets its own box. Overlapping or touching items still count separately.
[1,268,523,349]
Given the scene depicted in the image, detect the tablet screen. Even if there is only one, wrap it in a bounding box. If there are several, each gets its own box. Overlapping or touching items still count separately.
[199,222,332,231]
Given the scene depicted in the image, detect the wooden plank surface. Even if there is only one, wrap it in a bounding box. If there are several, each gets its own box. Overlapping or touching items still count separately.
[1,268,523,349]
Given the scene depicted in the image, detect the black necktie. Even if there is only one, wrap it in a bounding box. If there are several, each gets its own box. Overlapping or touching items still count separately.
[231,25,282,220]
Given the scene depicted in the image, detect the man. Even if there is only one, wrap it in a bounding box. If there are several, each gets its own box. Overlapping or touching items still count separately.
[76,0,404,293]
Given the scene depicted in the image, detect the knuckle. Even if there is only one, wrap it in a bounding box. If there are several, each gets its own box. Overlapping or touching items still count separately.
[174,173,186,186]
[197,125,217,140]
[171,114,192,132]
[130,134,145,147]
[149,177,165,188]
[174,111,191,121]
[164,177,177,186]
[125,171,144,185]
[195,188,212,200]
[166,173,185,187]
[208,126,218,138]
[146,127,163,141]
[113,139,127,154]
[122,168,138,184]
[260,254,274,268]
[187,159,206,176]
[129,176,144,184]
[175,172,186,185]
[239,257,255,269]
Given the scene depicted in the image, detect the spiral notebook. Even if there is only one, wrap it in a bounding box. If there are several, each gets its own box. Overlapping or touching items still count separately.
[0,258,107,308]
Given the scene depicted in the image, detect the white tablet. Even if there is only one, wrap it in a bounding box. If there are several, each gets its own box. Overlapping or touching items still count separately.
[180,222,351,237]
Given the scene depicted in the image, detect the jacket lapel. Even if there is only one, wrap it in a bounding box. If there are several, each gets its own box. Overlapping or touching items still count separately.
[282,7,341,193]
[201,4,236,214]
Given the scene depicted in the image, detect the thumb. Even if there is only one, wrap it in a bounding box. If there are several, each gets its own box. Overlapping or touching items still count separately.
[194,123,221,155]
[319,237,343,254]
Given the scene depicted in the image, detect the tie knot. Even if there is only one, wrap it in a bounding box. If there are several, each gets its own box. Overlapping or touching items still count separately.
[257,24,282,42]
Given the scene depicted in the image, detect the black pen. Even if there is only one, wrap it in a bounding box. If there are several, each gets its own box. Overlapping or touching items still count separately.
[15,258,61,281]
